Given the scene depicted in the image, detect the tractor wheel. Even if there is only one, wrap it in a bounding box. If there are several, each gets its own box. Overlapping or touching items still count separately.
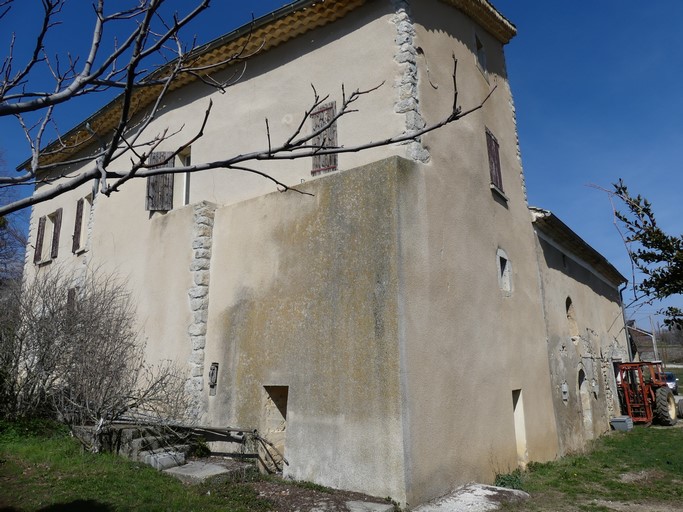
[654,387,678,426]
[677,399,683,419]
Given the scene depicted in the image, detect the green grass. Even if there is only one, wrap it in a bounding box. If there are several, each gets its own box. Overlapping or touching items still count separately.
[5,420,683,511]
[0,420,271,512]
[498,426,683,511]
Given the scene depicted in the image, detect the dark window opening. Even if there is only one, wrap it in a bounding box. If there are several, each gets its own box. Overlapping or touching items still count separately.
[475,34,487,74]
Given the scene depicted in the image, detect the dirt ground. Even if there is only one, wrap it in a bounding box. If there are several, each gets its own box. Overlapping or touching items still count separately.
[247,479,397,512]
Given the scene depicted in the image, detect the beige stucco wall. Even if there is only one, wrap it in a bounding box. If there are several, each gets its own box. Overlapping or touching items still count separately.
[393,2,559,505]
[24,0,405,372]
[534,231,629,455]
[24,177,196,388]
[140,0,403,209]
[203,157,410,501]
[22,0,630,507]
[24,180,93,284]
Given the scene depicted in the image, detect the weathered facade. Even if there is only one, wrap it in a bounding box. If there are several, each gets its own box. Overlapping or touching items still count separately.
[531,208,629,456]
[23,0,630,506]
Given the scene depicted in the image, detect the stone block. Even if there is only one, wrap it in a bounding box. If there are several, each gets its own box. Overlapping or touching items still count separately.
[193,270,210,286]
[189,351,205,366]
[395,51,415,64]
[189,285,208,299]
[188,322,206,335]
[192,237,212,250]
[395,33,411,46]
[194,215,214,227]
[194,249,211,260]
[190,259,210,271]
[193,309,208,325]
[144,451,186,471]
[194,224,212,238]
[405,111,426,131]
[395,98,417,114]
[190,298,207,311]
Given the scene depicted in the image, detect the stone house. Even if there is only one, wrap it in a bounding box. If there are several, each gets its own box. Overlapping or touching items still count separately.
[23,0,631,506]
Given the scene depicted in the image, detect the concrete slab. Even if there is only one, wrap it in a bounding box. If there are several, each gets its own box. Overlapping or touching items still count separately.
[164,460,232,484]
[345,501,395,512]
[412,483,529,512]
[145,450,186,470]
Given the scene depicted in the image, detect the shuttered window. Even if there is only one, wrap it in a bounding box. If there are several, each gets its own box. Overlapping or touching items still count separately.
[33,208,62,264]
[34,216,46,264]
[72,198,84,253]
[72,195,92,254]
[311,102,338,176]
[50,208,62,259]
[486,129,503,192]
[146,151,175,211]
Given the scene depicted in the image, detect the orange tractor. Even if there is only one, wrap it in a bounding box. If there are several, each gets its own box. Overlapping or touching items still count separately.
[617,361,677,426]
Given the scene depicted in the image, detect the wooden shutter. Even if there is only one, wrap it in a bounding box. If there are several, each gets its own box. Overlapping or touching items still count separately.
[72,198,84,253]
[50,208,62,259]
[34,216,46,263]
[311,102,338,176]
[486,129,503,191]
[146,151,175,211]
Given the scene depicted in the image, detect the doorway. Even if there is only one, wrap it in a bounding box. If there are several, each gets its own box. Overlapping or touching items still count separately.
[512,389,528,467]
[260,386,288,473]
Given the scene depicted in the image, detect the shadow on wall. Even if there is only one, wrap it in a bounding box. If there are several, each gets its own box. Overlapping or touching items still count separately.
[538,237,619,303]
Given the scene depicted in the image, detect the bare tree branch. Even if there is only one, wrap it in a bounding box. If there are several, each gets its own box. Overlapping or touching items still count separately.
[0,0,12,20]
[0,3,496,224]
[0,50,493,216]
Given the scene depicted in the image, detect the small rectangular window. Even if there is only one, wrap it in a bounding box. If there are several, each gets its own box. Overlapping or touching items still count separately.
[486,129,503,193]
[311,101,338,176]
[497,248,512,295]
[146,151,175,211]
[475,34,487,75]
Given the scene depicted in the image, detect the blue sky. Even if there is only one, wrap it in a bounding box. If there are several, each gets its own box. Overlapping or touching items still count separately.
[1,1,681,327]
[494,1,683,327]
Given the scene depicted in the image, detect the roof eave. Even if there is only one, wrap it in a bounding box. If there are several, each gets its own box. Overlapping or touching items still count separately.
[19,0,368,171]
[530,206,627,286]
[439,0,516,44]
